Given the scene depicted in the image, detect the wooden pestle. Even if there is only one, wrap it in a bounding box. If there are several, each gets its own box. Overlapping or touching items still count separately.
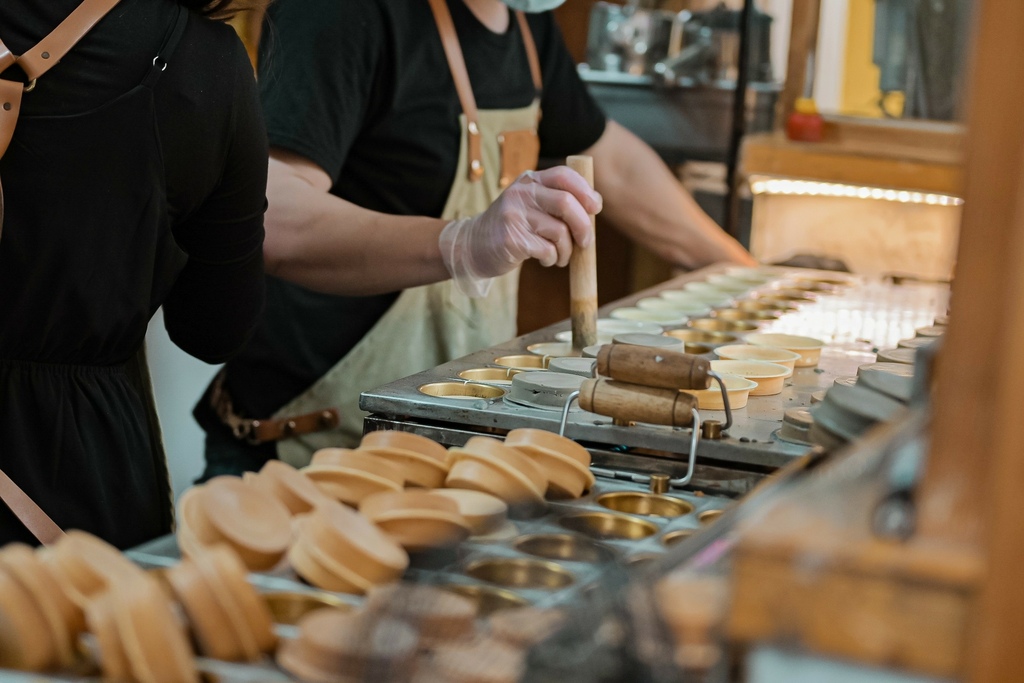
[567,155,598,350]
[579,379,698,427]
[596,344,711,390]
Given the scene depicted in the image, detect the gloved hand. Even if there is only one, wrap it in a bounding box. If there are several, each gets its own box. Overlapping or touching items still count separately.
[439,167,603,297]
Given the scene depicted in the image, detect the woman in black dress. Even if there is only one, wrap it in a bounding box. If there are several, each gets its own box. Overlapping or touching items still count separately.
[0,0,268,548]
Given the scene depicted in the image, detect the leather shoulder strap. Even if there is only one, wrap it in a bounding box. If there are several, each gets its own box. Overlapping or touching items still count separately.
[515,12,543,95]
[18,0,123,81]
[0,39,15,73]
[0,467,65,546]
[427,0,483,182]
[0,0,122,161]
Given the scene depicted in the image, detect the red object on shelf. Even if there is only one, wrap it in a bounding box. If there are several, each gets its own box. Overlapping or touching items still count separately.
[786,97,825,142]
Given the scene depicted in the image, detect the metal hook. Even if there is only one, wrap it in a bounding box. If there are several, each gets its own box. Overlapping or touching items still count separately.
[707,370,733,432]
[584,409,701,490]
[558,390,581,437]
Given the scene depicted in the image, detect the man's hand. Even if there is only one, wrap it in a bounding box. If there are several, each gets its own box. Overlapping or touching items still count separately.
[439,166,603,297]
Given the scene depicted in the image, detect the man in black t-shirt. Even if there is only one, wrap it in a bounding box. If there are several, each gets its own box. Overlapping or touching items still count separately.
[196,0,755,474]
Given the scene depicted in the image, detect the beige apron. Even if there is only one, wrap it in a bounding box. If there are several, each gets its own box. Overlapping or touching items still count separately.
[274,4,543,466]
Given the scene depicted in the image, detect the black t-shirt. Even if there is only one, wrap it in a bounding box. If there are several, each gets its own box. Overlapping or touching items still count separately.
[222,0,607,419]
[0,0,268,364]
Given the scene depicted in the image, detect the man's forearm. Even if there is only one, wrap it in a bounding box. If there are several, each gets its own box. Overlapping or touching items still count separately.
[262,154,451,296]
[587,121,755,269]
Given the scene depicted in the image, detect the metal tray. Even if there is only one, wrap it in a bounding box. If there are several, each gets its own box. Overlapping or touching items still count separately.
[361,265,949,493]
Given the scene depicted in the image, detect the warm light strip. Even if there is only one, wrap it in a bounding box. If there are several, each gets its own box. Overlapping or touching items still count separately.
[749,177,964,206]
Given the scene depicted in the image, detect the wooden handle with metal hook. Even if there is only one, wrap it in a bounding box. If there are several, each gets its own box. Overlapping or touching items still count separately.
[596,344,711,390]
[579,378,698,427]
[567,155,598,350]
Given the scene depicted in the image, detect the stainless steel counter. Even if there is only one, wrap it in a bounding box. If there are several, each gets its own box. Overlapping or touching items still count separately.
[360,265,948,496]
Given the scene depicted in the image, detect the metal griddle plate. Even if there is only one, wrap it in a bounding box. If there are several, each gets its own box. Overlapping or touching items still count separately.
[360,265,948,472]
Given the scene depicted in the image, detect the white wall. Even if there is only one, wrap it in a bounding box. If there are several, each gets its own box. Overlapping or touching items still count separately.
[145,310,221,501]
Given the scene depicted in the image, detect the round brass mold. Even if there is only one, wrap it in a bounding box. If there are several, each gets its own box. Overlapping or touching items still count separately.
[733,301,794,315]
[684,343,713,355]
[596,492,694,518]
[440,584,529,617]
[662,529,696,547]
[464,558,575,590]
[755,293,815,305]
[493,354,549,370]
[418,382,505,399]
[664,329,739,345]
[558,512,658,540]
[784,281,837,293]
[514,534,617,564]
[688,318,760,333]
[711,308,780,322]
[263,591,351,625]
[698,509,725,526]
[458,368,522,383]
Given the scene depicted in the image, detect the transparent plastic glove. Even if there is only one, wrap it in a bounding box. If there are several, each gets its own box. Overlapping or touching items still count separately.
[439,167,603,297]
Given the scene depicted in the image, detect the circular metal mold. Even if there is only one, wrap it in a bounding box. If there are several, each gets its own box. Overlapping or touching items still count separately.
[684,343,713,355]
[493,354,548,370]
[661,529,696,547]
[514,534,616,564]
[857,362,915,403]
[732,299,795,314]
[624,553,659,568]
[527,342,580,358]
[783,280,838,294]
[263,591,351,626]
[877,348,916,365]
[688,318,760,333]
[596,492,694,518]
[698,509,725,526]
[548,357,597,378]
[439,584,529,617]
[457,368,522,384]
[464,558,575,590]
[508,371,585,409]
[664,329,739,345]
[611,332,683,350]
[558,512,658,540]
[611,306,687,327]
[915,325,946,338]
[711,308,780,322]
[897,337,933,350]
[418,382,505,400]
[755,292,815,305]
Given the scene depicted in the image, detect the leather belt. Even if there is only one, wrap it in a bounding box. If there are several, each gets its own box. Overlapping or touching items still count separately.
[210,370,340,445]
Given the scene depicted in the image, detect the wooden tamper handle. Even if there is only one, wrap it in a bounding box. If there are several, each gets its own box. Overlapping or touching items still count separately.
[579,378,698,427]
[596,344,711,390]
[567,155,598,350]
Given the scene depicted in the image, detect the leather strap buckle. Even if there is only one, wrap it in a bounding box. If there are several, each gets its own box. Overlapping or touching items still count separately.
[210,371,341,445]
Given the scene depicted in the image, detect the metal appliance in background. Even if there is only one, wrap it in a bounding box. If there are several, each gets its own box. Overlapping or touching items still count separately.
[585,1,773,85]
[578,1,778,242]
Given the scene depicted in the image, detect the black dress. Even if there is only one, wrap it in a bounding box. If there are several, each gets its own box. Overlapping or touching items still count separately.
[0,0,268,549]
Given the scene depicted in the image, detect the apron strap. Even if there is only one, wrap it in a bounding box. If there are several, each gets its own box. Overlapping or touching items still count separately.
[427,0,543,183]
[428,0,484,182]
[0,467,65,546]
[18,0,123,81]
[515,12,543,98]
[0,0,123,160]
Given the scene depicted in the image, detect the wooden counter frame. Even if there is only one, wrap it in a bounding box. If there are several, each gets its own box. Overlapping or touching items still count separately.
[728,0,1024,680]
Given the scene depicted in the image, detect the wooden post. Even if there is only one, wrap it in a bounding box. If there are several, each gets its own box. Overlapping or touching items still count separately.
[567,155,598,350]
[775,0,821,130]
[913,0,1024,679]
